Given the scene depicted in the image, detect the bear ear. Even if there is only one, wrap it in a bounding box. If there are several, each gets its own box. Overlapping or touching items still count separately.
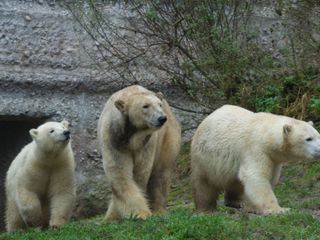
[283,124,292,137]
[115,99,126,113]
[155,91,164,100]
[308,121,314,126]
[61,120,69,128]
[29,129,38,140]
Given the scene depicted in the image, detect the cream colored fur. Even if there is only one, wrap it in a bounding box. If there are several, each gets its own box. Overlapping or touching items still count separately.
[5,121,76,231]
[98,85,181,222]
[191,105,320,215]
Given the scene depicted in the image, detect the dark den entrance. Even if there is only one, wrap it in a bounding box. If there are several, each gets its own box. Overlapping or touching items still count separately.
[0,117,45,231]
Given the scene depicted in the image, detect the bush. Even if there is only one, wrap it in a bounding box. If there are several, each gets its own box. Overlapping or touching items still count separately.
[64,0,320,124]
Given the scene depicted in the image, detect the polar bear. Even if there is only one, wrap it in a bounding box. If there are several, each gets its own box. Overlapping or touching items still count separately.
[98,85,181,222]
[5,121,76,231]
[191,105,320,215]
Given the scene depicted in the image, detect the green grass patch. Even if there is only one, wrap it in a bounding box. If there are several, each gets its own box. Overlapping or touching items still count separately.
[1,209,320,240]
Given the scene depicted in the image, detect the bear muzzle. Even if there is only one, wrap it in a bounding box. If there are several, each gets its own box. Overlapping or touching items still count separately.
[63,130,71,140]
[156,115,167,127]
[313,151,320,160]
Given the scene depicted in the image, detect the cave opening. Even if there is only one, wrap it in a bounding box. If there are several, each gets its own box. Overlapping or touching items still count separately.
[0,116,47,231]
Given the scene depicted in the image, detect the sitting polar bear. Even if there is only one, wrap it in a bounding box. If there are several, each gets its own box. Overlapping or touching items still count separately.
[98,85,181,222]
[5,121,76,231]
[191,105,320,215]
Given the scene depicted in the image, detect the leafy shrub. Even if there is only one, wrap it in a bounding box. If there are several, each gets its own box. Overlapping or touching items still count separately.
[65,0,320,125]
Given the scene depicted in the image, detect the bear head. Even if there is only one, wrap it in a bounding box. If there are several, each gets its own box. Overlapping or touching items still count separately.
[114,92,167,130]
[283,120,320,161]
[29,120,71,152]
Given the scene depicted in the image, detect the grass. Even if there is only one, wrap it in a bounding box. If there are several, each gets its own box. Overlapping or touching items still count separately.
[1,143,320,239]
[1,209,320,240]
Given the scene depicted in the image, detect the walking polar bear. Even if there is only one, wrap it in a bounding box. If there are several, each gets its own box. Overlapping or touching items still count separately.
[5,121,76,231]
[191,105,320,215]
[98,85,181,222]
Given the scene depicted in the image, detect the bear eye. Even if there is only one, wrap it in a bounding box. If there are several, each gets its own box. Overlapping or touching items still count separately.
[306,137,313,142]
[143,104,149,109]
[159,103,162,107]
[50,129,55,133]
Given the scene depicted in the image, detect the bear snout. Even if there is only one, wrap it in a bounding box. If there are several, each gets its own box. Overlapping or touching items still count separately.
[63,130,71,139]
[313,151,320,160]
[157,115,167,126]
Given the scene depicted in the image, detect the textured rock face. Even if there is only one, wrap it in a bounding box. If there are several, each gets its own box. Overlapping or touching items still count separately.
[0,0,203,228]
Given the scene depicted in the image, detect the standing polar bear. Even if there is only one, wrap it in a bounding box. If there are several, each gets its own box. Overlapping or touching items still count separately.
[98,85,181,222]
[5,121,76,231]
[191,105,320,215]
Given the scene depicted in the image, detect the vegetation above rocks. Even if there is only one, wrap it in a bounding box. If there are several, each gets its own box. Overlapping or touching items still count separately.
[65,0,320,123]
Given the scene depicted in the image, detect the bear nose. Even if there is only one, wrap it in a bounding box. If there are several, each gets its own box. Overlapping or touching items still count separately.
[63,130,71,136]
[158,115,167,125]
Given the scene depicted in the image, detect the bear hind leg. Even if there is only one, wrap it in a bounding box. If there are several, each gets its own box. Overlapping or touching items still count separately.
[17,189,43,228]
[224,180,244,209]
[41,198,50,229]
[147,168,172,214]
[147,133,179,214]
[6,199,26,232]
[193,175,220,213]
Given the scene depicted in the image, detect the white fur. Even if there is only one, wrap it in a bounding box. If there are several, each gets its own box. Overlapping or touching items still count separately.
[98,85,181,222]
[5,121,76,231]
[191,105,320,214]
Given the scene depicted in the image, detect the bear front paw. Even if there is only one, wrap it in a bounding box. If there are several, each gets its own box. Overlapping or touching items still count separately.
[49,219,67,229]
[152,205,167,215]
[49,224,61,229]
[104,212,121,223]
[262,207,290,215]
[135,209,152,220]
